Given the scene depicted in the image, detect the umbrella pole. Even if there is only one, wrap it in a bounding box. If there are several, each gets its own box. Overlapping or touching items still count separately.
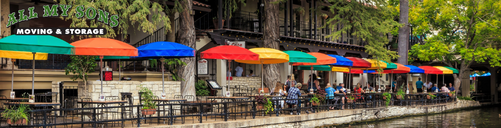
[161,58,165,98]
[436,74,438,87]
[11,59,14,93]
[261,63,264,93]
[390,73,393,92]
[311,65,313,91]
[407,73,409,94]
[32,52,35,96]
[100,56,104,96]
[349,67,352,92]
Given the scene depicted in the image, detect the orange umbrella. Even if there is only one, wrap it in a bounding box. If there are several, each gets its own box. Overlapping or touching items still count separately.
[292,52,336,66]
[71,38,138,100]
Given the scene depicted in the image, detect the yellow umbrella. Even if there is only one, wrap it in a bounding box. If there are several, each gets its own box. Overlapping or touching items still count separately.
[331,66,350,72]
[0,50,48,98]
[235,48,289,91]
[355,59,387,70]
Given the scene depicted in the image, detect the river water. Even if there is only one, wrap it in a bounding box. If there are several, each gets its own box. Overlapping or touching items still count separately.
[327,106,500,128]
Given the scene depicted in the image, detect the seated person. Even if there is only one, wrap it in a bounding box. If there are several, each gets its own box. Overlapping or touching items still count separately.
[285,83,302,115]
[431,84,439,92]
[448,83,455,91]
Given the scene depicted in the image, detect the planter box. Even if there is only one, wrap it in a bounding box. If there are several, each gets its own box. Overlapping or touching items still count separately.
[213,19,225,29]
[383,96,387,100]
[396,95,402,99]
[347,100,354,103]
[312,102,319,106]
[141,109,156,115]
[7,119,26,125]
[427,95,431,99]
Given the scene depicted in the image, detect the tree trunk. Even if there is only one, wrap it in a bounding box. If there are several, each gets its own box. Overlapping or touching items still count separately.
[397,0,409,65]
[167,12,176,42]
[177,0,196,100]
[263,0,281,92]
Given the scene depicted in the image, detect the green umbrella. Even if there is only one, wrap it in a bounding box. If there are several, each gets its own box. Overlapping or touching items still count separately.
[0,35,74,96]
[283,51,317,63]
[283,51,317,88]
[382,61,397,69]
[443,66,459,74]
[298,65,331,71]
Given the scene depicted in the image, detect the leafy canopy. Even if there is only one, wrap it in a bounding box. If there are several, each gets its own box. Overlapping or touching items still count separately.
[54,0,170,39]
[409,0,501,69]
[324,0,401,72]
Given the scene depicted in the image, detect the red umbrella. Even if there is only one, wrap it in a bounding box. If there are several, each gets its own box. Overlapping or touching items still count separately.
[345,57,371,68]
[201,45,259,60]
[200,45,259,96]
[418,66,443,74]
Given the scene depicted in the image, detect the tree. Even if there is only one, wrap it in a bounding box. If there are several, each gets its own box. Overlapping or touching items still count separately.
[177,0,196,99]
[262,0,281,92]
[55,0,170,39]
[64,56,97,97]
[150,58,186,81]
[397,0,409,65]
[324,0,401,67]
[409,0,501,96]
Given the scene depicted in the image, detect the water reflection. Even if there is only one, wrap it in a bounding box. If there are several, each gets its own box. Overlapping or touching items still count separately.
[327,106,500,128]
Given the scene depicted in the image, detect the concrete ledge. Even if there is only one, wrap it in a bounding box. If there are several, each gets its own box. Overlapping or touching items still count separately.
[140,100,480,128]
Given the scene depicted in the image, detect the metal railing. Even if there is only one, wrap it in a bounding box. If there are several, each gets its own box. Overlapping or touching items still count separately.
[0,93,456,127]
[132,27,166,48]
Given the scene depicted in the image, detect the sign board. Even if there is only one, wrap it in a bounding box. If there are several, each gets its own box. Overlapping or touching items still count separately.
[198,59,208,74]
[206,80,222,90]
[227,41,245,48]
[102,71,113,81]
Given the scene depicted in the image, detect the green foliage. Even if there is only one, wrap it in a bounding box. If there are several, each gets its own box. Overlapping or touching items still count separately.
[382,92,391,106]
[310,94,320,104]
[428,93,436,99]
[195,80,210,96]
[54,0,170,39]
[294,7,305,15]
[21,92,30,98]
[139,85,157,109]
[256,95,273,114]
[1,104,30,124]
[409,0,501,87]
[470,83,475,92]
[348,96,355,100]
[396,89,405,99]
[457,96,474,101]
[65,56,97,84]
[221,0,246,20]
[149,58,187,81]
[325,0,400,69]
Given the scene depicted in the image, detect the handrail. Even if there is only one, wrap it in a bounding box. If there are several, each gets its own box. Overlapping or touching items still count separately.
[132,27,166,47]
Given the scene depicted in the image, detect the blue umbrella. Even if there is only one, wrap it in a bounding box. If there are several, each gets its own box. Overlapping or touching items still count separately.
[328,54,353,66]
[404,65,425,74]
[135,41,195,98]
[364,70,376,73]
[480,72,491,77]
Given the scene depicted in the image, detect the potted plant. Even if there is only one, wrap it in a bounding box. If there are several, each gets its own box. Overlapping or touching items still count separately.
[1,104,30,125]
[320,13,328,20]
[294,7,305,15]
[396,89,405,100]
[448,91,455,97]
[310,94,321,106]
[382,92,391,107]
[255,95,267,110]
[347,96,355,103]
[195,80,210,96]
[212,17,225,29]
[427,93,436,99]
[139,85,157,115]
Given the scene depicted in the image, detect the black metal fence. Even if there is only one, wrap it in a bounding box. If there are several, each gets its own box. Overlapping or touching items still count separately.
[0,93,455,128]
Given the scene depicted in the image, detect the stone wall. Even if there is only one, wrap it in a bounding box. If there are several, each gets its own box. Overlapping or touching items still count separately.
[77,81,181,105]
[225,77,262,94]
[151,100,480,128]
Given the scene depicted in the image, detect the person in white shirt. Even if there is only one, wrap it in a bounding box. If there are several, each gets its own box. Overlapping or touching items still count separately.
[423,81,432,92]
[235,64,243,77]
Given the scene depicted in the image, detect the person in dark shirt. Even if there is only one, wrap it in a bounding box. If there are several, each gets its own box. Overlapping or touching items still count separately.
[448,83,455,91]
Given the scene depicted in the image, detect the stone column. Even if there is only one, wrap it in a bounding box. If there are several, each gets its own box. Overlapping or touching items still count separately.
[489,67,498,103]
[280,63,291,83]
[216,60,226,96]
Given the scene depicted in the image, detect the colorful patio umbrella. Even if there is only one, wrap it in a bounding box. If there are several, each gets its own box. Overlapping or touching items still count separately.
[381,63,411,92]
[71,38,137,99]
[283,51,317,89]
[0,50,48,98]
[0,35,74,96]
[419,66,443,91]
[292,52,336,92]
[328,54,353,66]
[135,41,195,98]
[433,66,459,88]
[201,45,259,96]
[360,59,388,70]
[332,66,350,72]
[404,65,425,74]
[236,48,289,91]
[344,57,371,68]
[298,65,331,71]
